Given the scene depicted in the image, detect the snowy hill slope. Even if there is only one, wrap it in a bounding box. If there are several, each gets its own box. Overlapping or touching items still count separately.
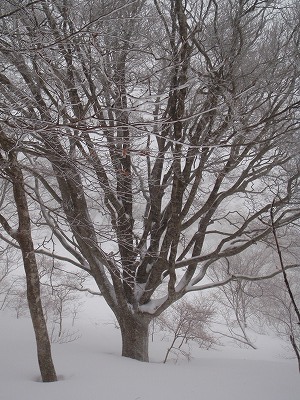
[1,297,299,400]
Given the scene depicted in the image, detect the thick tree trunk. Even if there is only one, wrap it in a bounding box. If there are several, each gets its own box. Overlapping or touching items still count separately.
[119,314,150,362]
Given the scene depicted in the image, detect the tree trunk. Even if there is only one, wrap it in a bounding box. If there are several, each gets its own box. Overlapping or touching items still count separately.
[9,155,57,382]
[289,334,300,374]
[119,314,150,362]
[24,252,58,382]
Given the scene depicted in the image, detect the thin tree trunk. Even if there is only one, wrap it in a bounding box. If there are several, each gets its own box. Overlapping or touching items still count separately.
[10,156,57,382]
[23,251,58,382]
[290,335,300,374]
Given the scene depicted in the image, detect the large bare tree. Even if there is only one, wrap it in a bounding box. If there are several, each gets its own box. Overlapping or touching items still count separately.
[0,0,300,362]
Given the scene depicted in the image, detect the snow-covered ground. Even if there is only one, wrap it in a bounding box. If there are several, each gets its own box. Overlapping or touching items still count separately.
[1,296,299,400]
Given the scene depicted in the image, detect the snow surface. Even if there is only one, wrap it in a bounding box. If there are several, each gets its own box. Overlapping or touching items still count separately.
[1,297,299,400]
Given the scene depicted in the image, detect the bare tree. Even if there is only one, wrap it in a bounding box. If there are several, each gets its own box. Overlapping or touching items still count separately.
[0,132,57,381]
[38,256,87,342]
[209,250,271,349]
[2,255,86,343]
[156,297,216,363]
[0,247,19,310]
[269,204,300,372]
[258,272,300,372]
[6,278,29,318]
[0,0,300,362]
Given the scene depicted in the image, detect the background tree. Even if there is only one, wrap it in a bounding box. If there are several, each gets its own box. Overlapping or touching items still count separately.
[209,250,271,349]
[0,0,300,363]
[0,247,19,310]
[258,272,300,372]
[156,296,216,363]
[1,255,87,343]
[38,256,88,342]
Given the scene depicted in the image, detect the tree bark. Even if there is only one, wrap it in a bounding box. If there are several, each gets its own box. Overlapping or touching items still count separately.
[119,314,150,362]
[23,251,58,382]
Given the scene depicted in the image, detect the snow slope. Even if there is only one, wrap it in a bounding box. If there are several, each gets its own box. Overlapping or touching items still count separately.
[1,297,299,400]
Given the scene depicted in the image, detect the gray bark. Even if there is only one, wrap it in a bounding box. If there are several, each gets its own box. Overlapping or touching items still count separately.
[118,313,150,362]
